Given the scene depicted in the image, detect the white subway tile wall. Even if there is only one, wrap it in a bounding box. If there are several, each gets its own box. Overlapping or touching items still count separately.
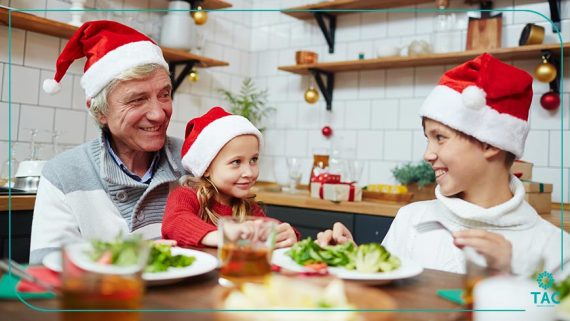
[1,0,569,203]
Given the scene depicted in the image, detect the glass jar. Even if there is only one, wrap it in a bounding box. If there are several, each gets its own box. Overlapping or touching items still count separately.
[432,0,457,54]
[309,153,329,186]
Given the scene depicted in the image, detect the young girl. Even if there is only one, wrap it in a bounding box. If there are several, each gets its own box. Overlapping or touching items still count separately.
[317,54,569,278]
[162,107,299,248]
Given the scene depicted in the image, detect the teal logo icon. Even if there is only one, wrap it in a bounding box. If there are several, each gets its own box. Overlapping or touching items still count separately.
[531,271,559,306]
[537,271,554,290]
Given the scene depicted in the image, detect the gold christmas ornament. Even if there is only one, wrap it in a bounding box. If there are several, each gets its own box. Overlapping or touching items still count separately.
[304,86,319,104]
[188,67,199,82]
[192,6,208,25]
[534,58,557,83]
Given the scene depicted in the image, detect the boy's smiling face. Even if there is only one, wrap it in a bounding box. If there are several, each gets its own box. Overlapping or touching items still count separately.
[422,118,489,198]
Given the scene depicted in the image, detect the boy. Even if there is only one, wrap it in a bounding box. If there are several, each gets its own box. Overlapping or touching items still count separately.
[317,53,569,278]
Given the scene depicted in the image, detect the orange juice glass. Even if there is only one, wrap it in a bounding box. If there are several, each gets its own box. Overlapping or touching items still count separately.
[218,216,277,287]
[59,241,148,321]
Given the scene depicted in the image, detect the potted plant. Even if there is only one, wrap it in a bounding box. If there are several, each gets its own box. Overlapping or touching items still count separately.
[391,161,436,201]
[218,78,275,132]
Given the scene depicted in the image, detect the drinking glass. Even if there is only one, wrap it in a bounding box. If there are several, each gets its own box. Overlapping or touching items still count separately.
[218,216,277,287]
[272,158,289,191]
[463,246,502,321]
[1,144,18,188]
[59,240,149,321]
[286,157,303,193]
[347,160,364,184]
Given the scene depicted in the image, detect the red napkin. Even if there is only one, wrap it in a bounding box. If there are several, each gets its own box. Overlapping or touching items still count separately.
[16,266,61,293]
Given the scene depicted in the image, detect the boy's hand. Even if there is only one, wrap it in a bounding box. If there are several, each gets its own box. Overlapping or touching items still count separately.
[275,223,297,248]
[453,229,512,273]
[316,222,354,247]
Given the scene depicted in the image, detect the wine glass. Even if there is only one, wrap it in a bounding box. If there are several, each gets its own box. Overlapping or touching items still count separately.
[347,160,364,185]
[1,143,18,187]
[286,157,302,193]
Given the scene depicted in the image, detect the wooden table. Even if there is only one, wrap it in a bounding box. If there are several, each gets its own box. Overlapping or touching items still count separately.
[0,249,467,321]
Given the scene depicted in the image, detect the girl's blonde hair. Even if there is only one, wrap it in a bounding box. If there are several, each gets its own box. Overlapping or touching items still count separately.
[179,175,256,225]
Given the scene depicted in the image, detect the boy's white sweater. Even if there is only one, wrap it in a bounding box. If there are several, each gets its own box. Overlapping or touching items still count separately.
[382,176,569,279]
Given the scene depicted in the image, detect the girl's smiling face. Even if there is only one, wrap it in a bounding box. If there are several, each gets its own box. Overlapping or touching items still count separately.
[204,135,260,205]
[423,118,488,198]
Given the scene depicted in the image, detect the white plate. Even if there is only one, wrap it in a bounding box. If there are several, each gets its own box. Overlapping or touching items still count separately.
[42,247,218,286]
[271,247,423,284]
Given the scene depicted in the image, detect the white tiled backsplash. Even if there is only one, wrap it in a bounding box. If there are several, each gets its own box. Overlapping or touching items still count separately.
[0,0,569,203]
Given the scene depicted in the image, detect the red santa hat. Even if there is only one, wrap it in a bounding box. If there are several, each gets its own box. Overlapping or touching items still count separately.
[419,53,533,159]
[43,20,168,98]
[181,107,263,177]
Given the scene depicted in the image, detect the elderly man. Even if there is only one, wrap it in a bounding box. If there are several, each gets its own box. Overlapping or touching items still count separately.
[29,21,184,264]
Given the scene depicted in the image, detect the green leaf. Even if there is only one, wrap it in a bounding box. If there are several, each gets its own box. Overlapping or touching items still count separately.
[217,78,274,131]
[391,161,435,187]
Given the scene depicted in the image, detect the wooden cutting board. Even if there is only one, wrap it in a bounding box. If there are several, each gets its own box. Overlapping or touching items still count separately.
[466,10,502,50]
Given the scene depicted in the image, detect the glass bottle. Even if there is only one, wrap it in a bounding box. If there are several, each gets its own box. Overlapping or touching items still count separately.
[309,151,330,187]
[432,0,457,54]
[1,144,19,187]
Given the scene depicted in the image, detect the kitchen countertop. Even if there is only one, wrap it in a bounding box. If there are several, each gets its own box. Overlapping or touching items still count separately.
[1,191,568,231]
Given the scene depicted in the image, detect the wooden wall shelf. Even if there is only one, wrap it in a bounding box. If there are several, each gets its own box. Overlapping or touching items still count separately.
[279,42,569,110]
[202,0,232,10]
[279,43,570,75]
[282,0,442,53]
[0,6,229,67]
[282,0,434,20]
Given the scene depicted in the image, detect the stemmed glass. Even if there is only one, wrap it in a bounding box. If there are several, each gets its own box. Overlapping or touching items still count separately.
[286,157,303,193]
[347,160,364,185]
[1,143,18,187]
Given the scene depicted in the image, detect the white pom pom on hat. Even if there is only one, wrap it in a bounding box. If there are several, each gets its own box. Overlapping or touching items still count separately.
[462,85,486,110]
[42,79,61,95]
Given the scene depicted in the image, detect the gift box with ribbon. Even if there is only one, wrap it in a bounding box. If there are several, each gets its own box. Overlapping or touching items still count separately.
[521,180,552,214]
[310,173,362,202]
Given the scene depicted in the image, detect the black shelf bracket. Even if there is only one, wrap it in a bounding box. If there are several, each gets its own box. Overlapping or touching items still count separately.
[542,50,560,93]
[188,0,204,10]
[309,68,334,111]
[169,60,198,97]
[548,0,561,33]
[313,12,336,53]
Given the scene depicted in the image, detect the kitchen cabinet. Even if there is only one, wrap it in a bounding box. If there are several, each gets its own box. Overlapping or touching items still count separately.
[0,210,33,263]
[0,195,35,263]
[264,204,394,244]
[353,214,393,244]
[0,6,229,94]
[265,204,354,240]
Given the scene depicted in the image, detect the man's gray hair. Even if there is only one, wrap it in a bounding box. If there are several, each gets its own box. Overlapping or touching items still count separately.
[88,63,170,128]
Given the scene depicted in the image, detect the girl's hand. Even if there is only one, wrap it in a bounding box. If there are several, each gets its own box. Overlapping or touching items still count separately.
[316,222,354,247]
[453,229,512,273]
[275,223,297,248]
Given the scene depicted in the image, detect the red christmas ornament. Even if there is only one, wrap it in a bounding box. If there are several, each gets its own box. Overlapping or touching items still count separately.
[540,91,560,110]
[321,126,333,138]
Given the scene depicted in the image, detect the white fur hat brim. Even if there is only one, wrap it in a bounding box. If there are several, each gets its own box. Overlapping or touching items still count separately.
[181,115,263,177]
[419,85,529,159]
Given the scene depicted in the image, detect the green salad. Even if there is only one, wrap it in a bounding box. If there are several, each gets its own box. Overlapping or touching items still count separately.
[89,236,195,273]
[286,237,401,273]
[145,243,195,273]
